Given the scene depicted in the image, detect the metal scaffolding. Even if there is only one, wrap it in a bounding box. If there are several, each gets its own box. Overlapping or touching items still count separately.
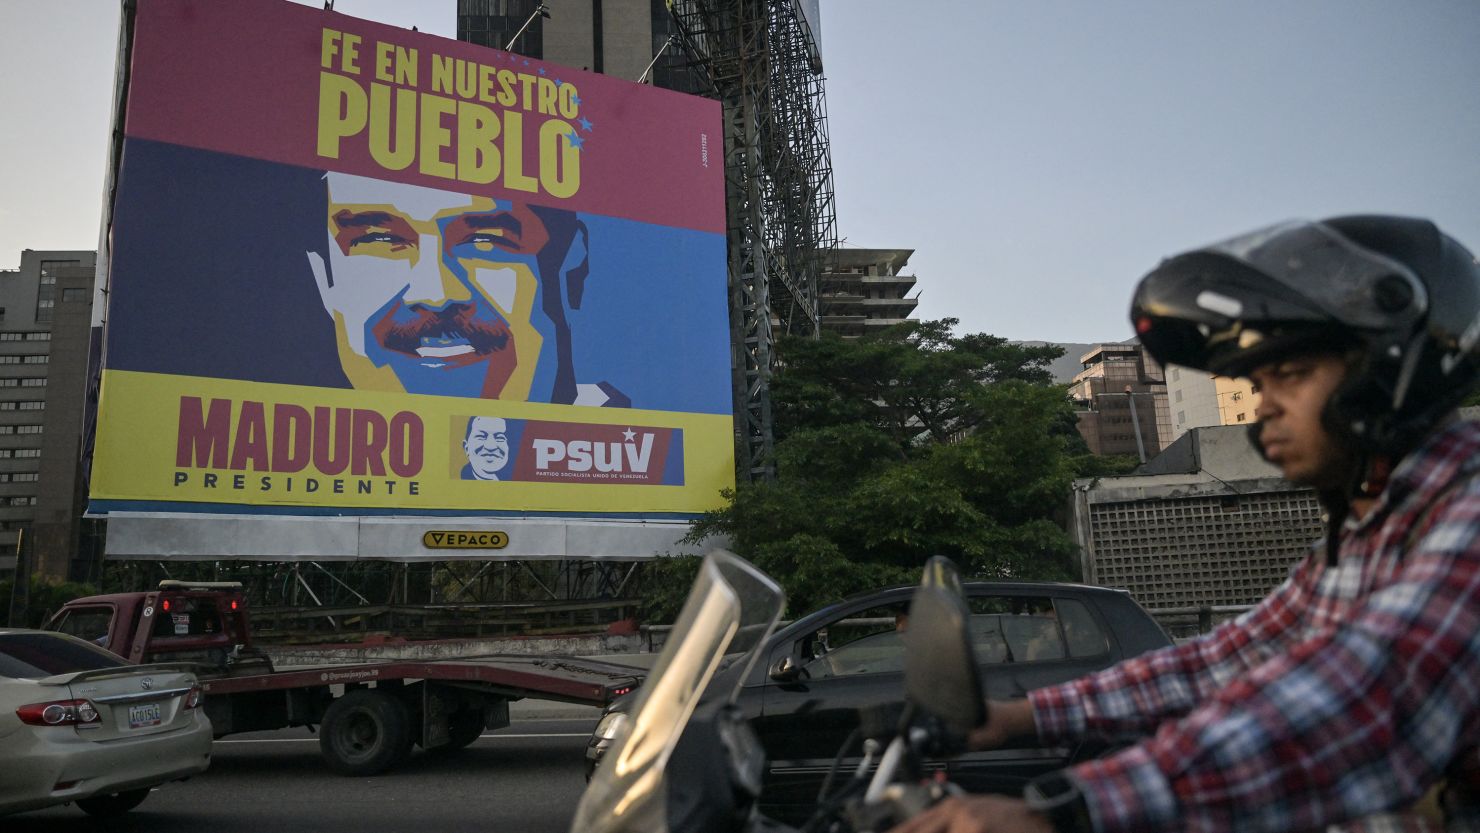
[667,0,838,480]
[102,559,644,640]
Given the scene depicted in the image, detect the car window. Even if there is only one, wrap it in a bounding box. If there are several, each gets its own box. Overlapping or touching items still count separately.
[151,597,224,639]
[0,632,127,678]
[967,595,1089,664]
[55,606,114,646]
[801,602,909,678]
[1055,598,1110,658]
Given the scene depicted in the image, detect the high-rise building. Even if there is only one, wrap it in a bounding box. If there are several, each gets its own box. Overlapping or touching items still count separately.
[457,0,700,92]
[0,251,95,579]
[1165,364,1261,441]
[817,248,919,338]
[1069,342,1172,460]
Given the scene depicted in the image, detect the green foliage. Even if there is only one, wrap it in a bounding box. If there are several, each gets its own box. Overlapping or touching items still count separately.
[0,578,99,629]
[652,320,1086,621]
[1465,388,1480,409]
[1071,453,1143,478]
[638,554,705,624]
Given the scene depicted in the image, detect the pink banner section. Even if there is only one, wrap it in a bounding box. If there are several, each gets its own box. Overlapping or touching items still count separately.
[124,0,724,234]
[511,422,678,486]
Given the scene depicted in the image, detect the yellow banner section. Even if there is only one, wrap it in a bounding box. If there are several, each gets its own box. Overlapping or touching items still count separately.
[91,370,735,514]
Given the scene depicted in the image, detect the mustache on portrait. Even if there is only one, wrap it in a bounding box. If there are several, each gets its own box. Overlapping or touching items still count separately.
[379,303,512,355]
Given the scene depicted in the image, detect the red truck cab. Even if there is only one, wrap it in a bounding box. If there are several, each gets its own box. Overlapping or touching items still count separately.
[47,581,267,675]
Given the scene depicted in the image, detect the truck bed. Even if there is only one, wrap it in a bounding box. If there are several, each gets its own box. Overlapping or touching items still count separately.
[200,654,643,706]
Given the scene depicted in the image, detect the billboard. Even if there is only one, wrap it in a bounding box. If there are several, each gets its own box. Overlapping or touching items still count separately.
[91,0,733,543]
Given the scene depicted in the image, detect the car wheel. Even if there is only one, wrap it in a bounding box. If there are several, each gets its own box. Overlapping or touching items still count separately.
[320,689,412,775]
[76,788,151,817]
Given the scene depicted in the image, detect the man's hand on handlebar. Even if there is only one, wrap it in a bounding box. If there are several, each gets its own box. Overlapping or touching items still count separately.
[967,699,1037,751]
[885,795,1054,833]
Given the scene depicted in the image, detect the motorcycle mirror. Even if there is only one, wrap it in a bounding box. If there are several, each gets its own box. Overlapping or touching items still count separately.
[903,556,986,734]
[769,655,802,683]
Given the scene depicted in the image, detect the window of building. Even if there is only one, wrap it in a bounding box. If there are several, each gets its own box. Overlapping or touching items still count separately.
[21,356,46,364]
[0,473,39,483]
[1236,412,1247,422]
[19,379,43,387]
[24,332,48,341]
[1231,391,1244,401]
[14,449,39,458]
[15,425,42,434]
[1174,390,1183,402]
[7,496,36,506]
[62,288,88,303]
[0,402,43,411]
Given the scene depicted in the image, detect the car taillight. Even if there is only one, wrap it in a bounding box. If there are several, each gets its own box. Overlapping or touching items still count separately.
[230,599,239,610]
[161,598,171,612]
[183,685,203,710]
[17,699,100,727]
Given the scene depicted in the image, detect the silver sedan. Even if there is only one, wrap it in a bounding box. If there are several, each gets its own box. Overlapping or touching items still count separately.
[0,628,213,817]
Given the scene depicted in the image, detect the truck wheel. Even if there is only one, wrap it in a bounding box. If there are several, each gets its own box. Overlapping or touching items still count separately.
[436,709,486,753]
[320,689,412,775]
[77,788,151,817]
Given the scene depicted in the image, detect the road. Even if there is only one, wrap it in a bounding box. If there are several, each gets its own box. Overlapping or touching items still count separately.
[9,718,598,833]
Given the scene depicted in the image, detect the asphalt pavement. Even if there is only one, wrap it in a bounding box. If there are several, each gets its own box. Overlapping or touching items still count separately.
[7,718,599,833]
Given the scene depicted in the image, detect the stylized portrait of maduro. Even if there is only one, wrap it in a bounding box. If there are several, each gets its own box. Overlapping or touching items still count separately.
[307,172,629,407]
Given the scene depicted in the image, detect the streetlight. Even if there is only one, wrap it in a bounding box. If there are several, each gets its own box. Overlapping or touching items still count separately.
[638,34,682,85]
[1094,387,1160,463]
[506,3,551,52]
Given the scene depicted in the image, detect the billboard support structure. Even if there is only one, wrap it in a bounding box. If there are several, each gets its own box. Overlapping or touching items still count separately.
[104,557,645,638]
[668,0,838,481]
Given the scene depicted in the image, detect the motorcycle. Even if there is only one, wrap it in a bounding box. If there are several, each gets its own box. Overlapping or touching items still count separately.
[571,551,991,833]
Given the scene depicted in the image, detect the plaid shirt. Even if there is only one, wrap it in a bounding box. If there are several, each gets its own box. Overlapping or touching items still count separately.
[1030,418,1480,833]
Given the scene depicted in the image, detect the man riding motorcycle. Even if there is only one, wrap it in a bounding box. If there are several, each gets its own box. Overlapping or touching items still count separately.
[893,215,1480,833]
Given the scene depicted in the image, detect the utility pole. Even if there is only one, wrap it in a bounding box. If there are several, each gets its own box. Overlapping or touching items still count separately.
[7,528,30,628]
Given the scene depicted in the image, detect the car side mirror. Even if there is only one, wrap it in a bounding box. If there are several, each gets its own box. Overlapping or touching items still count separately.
[769,655,803,683]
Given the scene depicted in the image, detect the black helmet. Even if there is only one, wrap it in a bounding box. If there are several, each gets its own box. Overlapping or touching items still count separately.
[1130,215,1480,454]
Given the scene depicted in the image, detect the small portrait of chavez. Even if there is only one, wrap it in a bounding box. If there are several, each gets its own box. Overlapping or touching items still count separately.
[460,415,521,481]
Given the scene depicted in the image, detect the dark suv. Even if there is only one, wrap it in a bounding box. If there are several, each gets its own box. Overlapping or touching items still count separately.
[587,581,1170,820]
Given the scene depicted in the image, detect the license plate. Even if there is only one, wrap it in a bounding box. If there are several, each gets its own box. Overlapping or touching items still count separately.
[127,703,162,729]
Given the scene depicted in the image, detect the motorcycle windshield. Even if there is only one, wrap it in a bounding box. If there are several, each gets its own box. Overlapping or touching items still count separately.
[571,550,783,833]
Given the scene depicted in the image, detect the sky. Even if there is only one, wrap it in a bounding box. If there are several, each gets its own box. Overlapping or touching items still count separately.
[1,0,1476,344]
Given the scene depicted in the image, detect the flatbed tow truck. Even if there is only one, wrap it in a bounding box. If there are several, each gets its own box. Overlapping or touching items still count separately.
[47,580,643,775]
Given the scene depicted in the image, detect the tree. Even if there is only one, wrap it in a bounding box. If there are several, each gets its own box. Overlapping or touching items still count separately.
[649,320,1087,620]
[0,578,98,629]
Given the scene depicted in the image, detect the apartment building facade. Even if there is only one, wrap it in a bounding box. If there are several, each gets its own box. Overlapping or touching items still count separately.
[0,250,95,578]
